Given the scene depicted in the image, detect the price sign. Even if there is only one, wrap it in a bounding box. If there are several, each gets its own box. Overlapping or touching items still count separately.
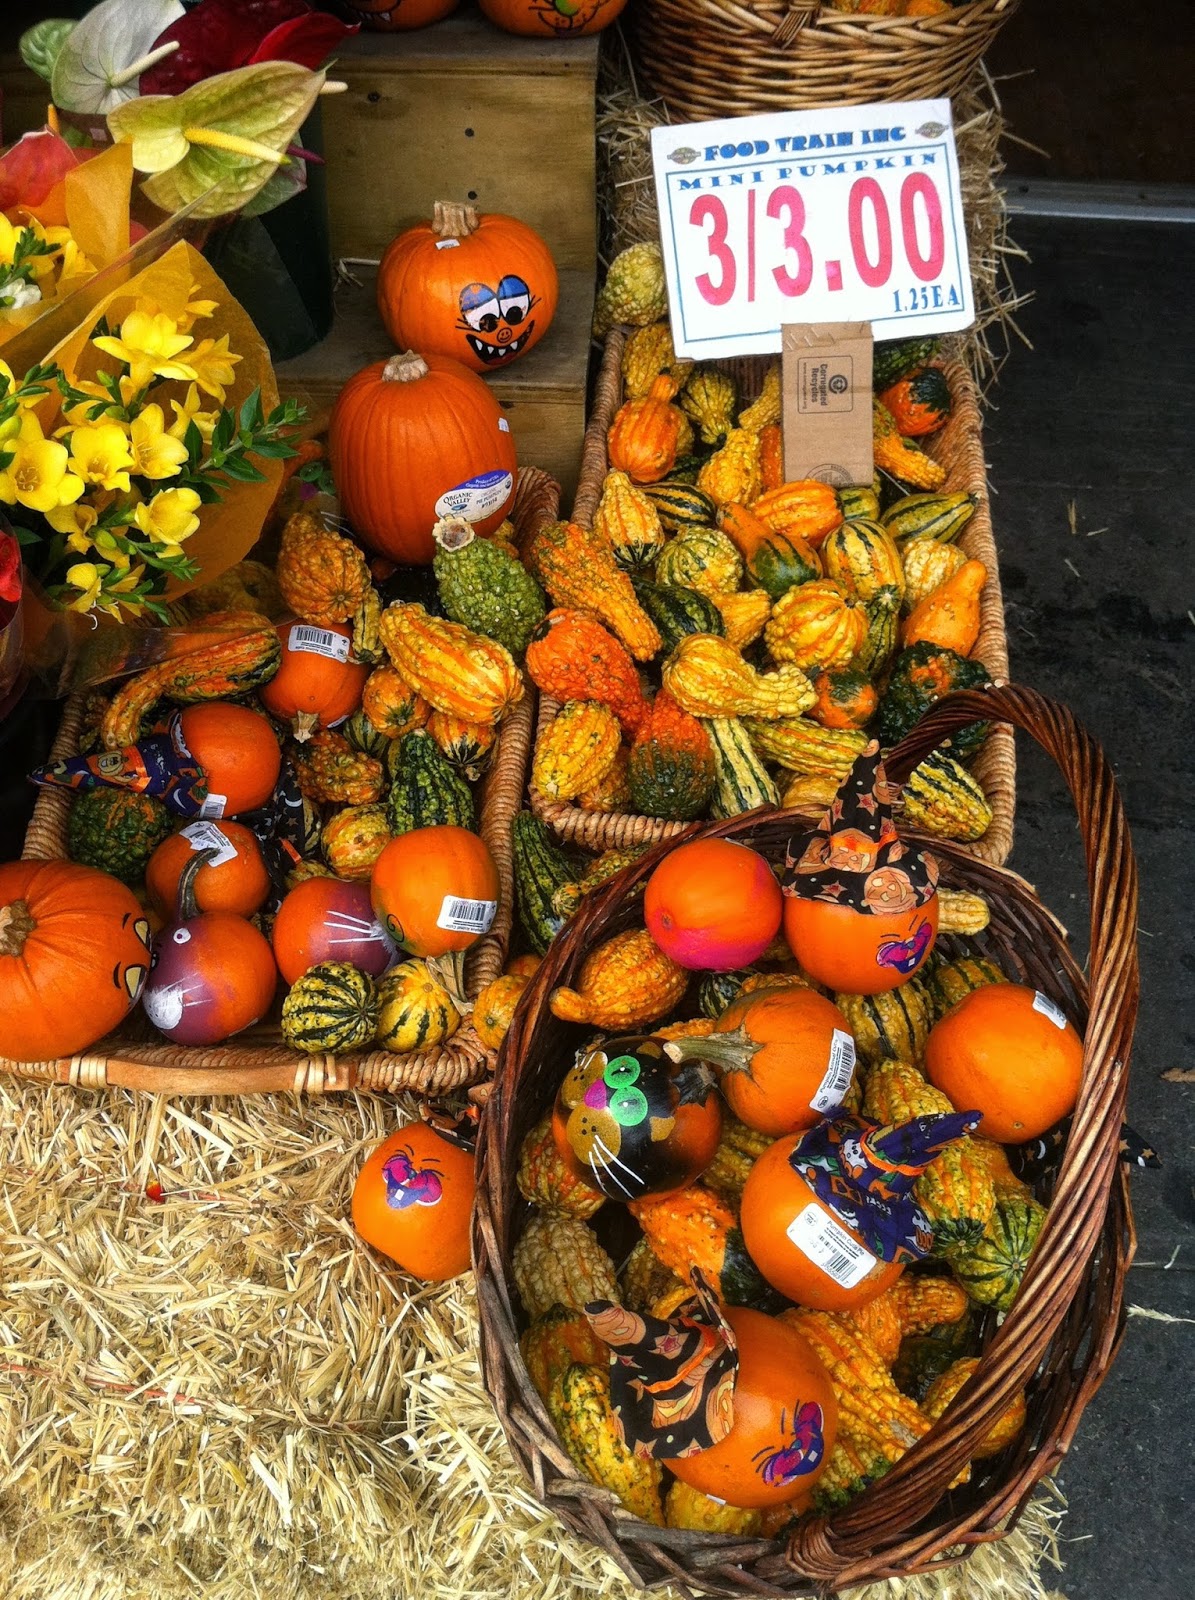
[651,101,973,359]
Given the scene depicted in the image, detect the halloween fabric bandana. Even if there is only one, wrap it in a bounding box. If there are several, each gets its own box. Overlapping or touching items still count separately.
[790,1110,981,1263]
[782,741,938,915]
[584,1270,737,1460]
[29,711,208,817]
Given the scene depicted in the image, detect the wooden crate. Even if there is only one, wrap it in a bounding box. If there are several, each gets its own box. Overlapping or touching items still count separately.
[320,17,599,274]
[276,263,594,505]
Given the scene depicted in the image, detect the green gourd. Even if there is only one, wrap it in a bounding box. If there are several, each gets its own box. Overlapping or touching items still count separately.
[702,716,779,818]
[281,961,379,1054]
[641,482,718,531]
[948,1194,1046,1312]
[872,336,941,392]
[433,519,547,659]
[655,527,743,598]
[385,730,475,836]
[67,788,173,885]
[626,693,716,822]
[630,576,724,653]
[512,810,587,955]
[877,641,991,756]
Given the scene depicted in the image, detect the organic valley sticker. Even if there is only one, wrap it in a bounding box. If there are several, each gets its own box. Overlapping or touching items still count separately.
[1033,990,1068,1030]
[434,469,513,522]
[786,1201,876,1288]
[436,894,498,934]
[809,1028,856,1114]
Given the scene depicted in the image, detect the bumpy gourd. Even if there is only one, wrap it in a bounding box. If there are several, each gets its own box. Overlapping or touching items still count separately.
[654,526,744,599]
[759,423,784,492]
[549,927,688,1030]
[629,1185,771,1307]
[862,1057,954,1125]
[836,978,936,1065]
[524,520,661,661]
[472,972,528,1050]
[751,480,844,548]
[879,367,952,437]
[276,517,372,627]
[521,1306,609,1403]
[711,590,772,649]
[781,771,840,812]
[697,427,762,507]
[293,732,384,806]
[679,368,738,445]
[593,240,668,335]
[821,519,905,603]
[349,584,384,665]
[873,335,940,391]
[621,321,693,399]
[627,691,716,821]
[432,516,547,658]
[666,1480,762,1536]
[321,803,391,880]
[579,748,633,812]
[934,890,991,938]
[281,961,378,1054]
[607,375,690,485]
[362,665,430,739]
[517,1112,605,1218]
[902,558,987,655]
[922,1357,1026,1458]
[765,579,869,672]
[877,642,990,753]
[929,954,1007,1015]
[738,361,782,431]
[380,602,524,724]
[594,471,667,569]
[745,718,868,779]
[512,1211,619,1317]
[809,667,878,730]
[663,634,815,721]
[701,1113,776,1211]
[532,700,622,802]
[915,1140,997,1255]
[873,399,947,491]
[425,710,497,782]
[900,535,968,611]
[630,576,724,652]
[67,789,173,884]
[901,752,993,842]
[386,729,476,834]
[548,1363,666,1525]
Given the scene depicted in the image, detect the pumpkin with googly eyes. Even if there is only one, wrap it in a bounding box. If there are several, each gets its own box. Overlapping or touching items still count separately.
[550,1035,722,1202]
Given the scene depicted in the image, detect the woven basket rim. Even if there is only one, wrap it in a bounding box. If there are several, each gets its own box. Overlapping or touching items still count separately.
[530,328,1016,867]
[475,682,1139,1594]
[2,466,559,1099]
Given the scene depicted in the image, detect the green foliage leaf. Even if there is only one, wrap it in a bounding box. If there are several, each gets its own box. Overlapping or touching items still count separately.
[50,0,185,114]
[19,18,75,84]
[106,62,326,219]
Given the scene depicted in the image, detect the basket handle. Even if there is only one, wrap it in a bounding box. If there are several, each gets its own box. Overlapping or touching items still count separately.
[786,683,1139,1578]
[769,0,823,47]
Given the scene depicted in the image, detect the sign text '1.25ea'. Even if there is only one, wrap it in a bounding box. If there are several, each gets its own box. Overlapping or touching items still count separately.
[651,100,974,359]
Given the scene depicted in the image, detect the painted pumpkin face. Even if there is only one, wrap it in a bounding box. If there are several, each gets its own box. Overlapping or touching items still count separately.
[341,0,459,32]
[551,1034,721,1201]
[477,0,630,37]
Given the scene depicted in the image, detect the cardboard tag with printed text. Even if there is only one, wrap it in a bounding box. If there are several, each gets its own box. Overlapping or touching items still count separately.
[781,321,873,488]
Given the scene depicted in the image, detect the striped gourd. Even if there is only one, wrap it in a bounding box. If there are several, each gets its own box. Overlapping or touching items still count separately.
[594,470,667,568]
[703,716,780,818]
[641,481,717,531]
[915,1140,997,1255]
[375,959,460,1053]
[836,978,936,1065]
[654,526,743,598]
[281,961,379,1054]
[948,1194,1046,1312]
[341,708,390,759]
[873,336,940,391]
[679,369,738,445]
[744,718,867,779]
[856,592,901,676]
[386,730,476,835]
[630,576,724,652]
[821,519,905,603]
[765,580,868,672]
[882,491,979,545]
[426,710,497,782]
[379,602,523,724]
[929,955,1008,1016]
[838,485,881,522]
[901,751,993,842]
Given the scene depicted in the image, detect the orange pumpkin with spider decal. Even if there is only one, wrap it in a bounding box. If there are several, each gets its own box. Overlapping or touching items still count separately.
[352,1122,476,1279]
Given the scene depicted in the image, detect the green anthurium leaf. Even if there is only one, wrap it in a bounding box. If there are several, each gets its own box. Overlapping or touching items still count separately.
[19,18,76,84]
[50,0,185,115]
[107,62,325,220]
[239,156,308,219]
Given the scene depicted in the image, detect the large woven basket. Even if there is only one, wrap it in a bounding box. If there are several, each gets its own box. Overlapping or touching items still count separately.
[475,682,1137,1594]
[530,329,1015,864]
[633,0,1022,122]
[0,468,560,1099]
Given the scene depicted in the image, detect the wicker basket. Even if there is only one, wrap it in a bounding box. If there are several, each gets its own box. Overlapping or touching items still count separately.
[530,328,1015,864]
[475,682,1138,1594]
[0,468,560,1099]
[633,0,1022,122]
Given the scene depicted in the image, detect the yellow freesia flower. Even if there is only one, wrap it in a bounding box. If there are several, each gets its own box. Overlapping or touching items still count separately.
[92,528,133,570]
[98,563,148,618]
[68,421,135,493]
[130,404,189,480]
[93,310,197,392]
[178,282,218,331]
[133,486,201,552]
[0,412,85,514]
[168,382,218,443]
[186,334,240,403]
[0,215,19,269]
[65,561,107,612]
[45,502,99,540]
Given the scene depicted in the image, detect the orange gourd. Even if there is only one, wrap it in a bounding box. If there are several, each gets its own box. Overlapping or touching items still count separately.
[338,0,458,31]
[352,1124,476,1281]
[607,376,687,485]
[809,668,878,730]
[925,983,1083,1143]
[759,424,785,492]
[377,201,558,372]
[329,351,517,564]
[371,825,500,959]
[258,621,370,741]
[664,1307,837,1508]
[740,1135,906,1312]
[478,0,629,35]
[178,702,281,818]
[0,860,152,1062]
[901,559,987,655]
[145,822,270,919]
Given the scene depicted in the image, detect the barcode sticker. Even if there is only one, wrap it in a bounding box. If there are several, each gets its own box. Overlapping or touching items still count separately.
[434,238,461,250]
[180,821,238,867]
[197,792,228,819]
[289,623,350,662]
[810,1028,856,1114]
[786,1203,877,1288]
[436,894,497,934]
[1033,991,1067,1030]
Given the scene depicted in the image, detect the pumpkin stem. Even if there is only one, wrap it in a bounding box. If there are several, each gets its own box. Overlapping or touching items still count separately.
[291,710,320,744]
[662,1025,760,1077]
[175,847,219,923]
[431,515,475,555]
[432,201,480,239]
[427,950,472,1016]
[382,351,430,384]
[0,899,36,958]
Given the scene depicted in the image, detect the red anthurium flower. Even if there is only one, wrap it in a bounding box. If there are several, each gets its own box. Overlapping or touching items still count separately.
[0,129,97,213]
[0,523,23,629]
[140,0,357,96]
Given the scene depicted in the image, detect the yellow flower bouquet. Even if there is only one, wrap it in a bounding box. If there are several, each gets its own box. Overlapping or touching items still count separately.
[3,238,304,638]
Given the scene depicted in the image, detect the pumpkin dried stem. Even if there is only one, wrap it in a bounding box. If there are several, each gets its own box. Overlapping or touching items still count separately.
[432,200,480,238]
[382,351,430,384]
[432,515,475,554]
[426,950,472,1016]
[0,899,35,957]
[175,847,219,923]
[663,1025,760,1078]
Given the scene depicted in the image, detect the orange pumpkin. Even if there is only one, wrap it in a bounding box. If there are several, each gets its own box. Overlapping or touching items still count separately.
[339,0,458,31]
[258,621,369,742]
[740,1135,905,1312]
[329,351,518,565]
[926,983,1083,1143]
[477,0,629,36]
[0,860,152,1062]
[783,894,939,995]
[644,839,782,971]
[145,822,270,919]
[370,824,499,958]
[352,1123,476,1280]
[178,702,281,818]
[377,201,558,373]
[664,1307,837,1508]
[271,877,395,986]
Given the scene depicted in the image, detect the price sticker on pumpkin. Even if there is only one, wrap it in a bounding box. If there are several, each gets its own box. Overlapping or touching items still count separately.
[786,1202,877,1289]
[179,821,238,868]
[651,100,973,358]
